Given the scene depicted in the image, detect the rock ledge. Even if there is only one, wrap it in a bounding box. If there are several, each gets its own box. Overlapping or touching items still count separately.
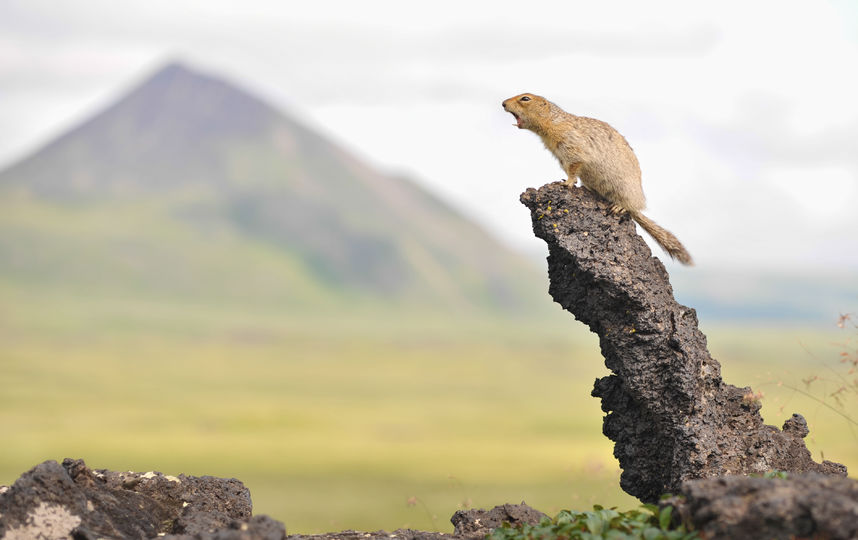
[520,182,846,501]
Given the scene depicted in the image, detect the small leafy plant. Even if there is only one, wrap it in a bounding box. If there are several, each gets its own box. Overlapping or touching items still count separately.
[488,504,698,540]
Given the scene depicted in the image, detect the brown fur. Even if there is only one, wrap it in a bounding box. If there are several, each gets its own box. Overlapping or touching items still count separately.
[503,93,693,265]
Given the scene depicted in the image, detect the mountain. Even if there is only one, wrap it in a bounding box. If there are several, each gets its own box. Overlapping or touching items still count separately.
[0,62,556,325]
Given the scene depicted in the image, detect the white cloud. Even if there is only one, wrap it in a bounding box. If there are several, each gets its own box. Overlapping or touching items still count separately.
[765,166,857,223]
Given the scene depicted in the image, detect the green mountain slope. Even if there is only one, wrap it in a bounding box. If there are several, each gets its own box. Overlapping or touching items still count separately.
[0,62,554,324]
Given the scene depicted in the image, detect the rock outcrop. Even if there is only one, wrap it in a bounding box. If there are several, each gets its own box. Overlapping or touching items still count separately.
[0,458,283,540]
[667,473,858,540]
[450,503,548,540]
[0,459,546,540]
[520,181,847,502]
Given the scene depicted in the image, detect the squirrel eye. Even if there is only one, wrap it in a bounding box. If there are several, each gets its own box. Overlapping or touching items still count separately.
[520,96,531,102]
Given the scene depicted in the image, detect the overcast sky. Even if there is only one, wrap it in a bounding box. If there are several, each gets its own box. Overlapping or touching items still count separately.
[2,0,857,272]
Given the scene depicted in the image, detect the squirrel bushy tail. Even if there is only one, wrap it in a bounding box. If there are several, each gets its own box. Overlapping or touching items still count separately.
[630,211,694,266]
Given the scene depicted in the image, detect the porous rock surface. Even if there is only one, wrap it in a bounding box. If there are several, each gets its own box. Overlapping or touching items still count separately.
[0,458,283,540]
[450,502,548,540]
[668,473,858,540]
[520,181,847,502]
[0,459,544,540]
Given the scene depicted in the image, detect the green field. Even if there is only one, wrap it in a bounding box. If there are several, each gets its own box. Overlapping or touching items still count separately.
[1,300,856,533]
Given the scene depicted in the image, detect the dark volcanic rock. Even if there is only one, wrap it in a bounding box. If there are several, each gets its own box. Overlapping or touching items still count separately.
[0,458,284,540]
[164,515,287,540]
[286,503,546,540]
[0,460,545,540]
[520,182,847,502]
[667,473,858,540]
[286,528,451,540]
[451,502,548,539]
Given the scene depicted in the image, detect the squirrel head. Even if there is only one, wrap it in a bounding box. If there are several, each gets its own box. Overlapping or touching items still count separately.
[502,93,551,131]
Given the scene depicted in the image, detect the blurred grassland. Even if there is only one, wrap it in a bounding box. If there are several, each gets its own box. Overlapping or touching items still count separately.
[1,298,856,533]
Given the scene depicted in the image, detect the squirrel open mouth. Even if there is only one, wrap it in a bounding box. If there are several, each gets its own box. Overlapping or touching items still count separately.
[510,112,523,128]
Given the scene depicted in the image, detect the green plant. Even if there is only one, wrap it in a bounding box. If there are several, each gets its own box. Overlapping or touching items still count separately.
[488,505,698,540]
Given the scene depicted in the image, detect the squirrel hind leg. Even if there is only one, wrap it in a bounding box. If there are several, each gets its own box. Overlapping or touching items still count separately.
[609,203,628,215]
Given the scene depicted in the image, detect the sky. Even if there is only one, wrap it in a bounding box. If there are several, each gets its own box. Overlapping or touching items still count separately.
[1,0,857,272]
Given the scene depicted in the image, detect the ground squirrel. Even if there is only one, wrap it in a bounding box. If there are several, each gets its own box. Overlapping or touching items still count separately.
[503,93,693,265]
